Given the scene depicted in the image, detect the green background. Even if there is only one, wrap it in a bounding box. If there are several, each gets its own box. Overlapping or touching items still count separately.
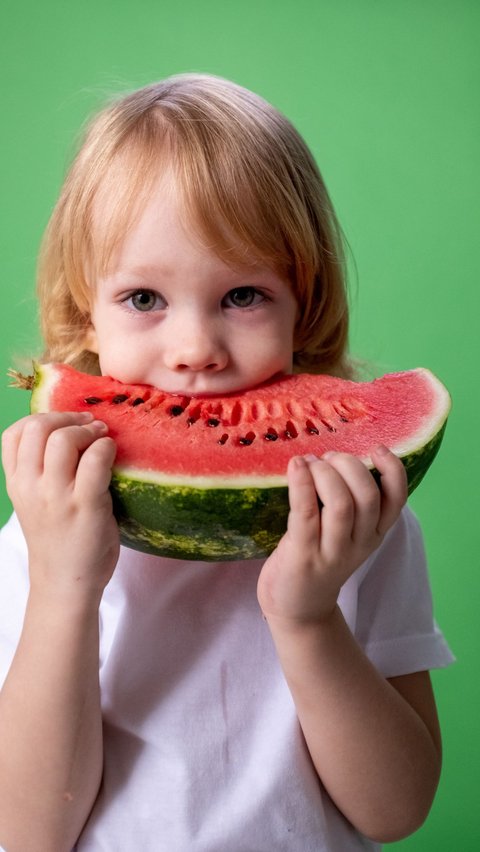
[1,1,478,848]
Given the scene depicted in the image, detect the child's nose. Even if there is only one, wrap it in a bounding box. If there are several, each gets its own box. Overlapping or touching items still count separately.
[164,318,228,373]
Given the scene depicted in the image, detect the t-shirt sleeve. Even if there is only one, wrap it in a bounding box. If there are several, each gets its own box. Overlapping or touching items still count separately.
[0,513,30,687]
[352,507,454,678]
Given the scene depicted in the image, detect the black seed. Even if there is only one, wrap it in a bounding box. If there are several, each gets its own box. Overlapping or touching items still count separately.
[306,419,319,435]
[170,405,184,416]
[207,418,220,427]
[84,396,102,405]
[111,394,129,404]
[264,432,278,441]
[339,416,349,423]
[239,432,255,446]
[218,434,229,445]
[132,398,145,406]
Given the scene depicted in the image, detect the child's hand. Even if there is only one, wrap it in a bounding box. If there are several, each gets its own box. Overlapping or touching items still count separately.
[257,447,408,626]
[1,411,119,602]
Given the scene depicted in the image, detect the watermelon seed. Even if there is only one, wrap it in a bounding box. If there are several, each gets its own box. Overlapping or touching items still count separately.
[132,398,145,406]
[84,396,102,405]
[284,420,298,439]
[239,432,255,446]
[207,418,220,427]
[170,405,185,416]
[186,404,202,425]
[321,419,336,433]
[306,419,319,435]
[264,431,278,441]
[218,434,229,445]
[112,394,129,404]
[333,403,350,421]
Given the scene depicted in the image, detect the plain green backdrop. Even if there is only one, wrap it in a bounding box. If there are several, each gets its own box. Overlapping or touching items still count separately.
[1,0,479,848]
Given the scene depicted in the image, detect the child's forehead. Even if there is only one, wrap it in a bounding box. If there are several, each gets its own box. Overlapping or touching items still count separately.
[88,160,170,267]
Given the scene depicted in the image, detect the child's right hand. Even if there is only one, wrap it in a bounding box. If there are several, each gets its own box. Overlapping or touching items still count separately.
[1,411,119,603]
[257,447,407,627]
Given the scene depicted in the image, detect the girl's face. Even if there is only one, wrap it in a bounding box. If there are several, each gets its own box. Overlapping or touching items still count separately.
[87,175,298,395]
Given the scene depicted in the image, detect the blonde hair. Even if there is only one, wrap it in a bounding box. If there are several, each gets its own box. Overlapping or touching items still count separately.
[37,73,353,377]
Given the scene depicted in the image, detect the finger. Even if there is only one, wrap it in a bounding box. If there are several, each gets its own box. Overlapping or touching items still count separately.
[43,421,110,487]
[2,422,24,480]
[75,436,117,501]
[305,455,355,560]
[5,412,94,478]
[286,456,321,547]
[370,445,408,536]
[320,451,381,546]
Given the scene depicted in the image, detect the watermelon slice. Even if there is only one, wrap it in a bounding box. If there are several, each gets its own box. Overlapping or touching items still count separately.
[26,363,450,561]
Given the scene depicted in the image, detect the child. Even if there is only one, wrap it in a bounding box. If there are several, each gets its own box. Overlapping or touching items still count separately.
[0,74,453,851]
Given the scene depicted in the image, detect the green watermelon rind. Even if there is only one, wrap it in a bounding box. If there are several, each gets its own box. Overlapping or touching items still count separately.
[111,477,291,561]
[110,421,447,561]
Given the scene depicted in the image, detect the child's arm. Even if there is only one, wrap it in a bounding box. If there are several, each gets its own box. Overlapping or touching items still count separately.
[257,448,442,843]
[0,412,118,852]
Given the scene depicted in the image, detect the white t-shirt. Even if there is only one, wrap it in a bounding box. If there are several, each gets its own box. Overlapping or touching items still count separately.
[0,508,453,851]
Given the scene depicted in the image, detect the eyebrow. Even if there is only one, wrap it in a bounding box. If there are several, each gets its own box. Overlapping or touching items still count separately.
[104,264,173,284]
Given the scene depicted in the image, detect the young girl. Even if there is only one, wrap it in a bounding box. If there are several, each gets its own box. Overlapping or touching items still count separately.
[0,74,453,852]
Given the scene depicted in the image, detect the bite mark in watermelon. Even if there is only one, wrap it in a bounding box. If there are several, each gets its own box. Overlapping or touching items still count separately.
[28,364,450,561]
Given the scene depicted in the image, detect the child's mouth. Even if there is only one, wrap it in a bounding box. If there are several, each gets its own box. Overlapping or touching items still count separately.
[165,372,286,399]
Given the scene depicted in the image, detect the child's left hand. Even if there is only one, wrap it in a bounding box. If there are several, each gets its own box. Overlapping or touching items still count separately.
[257,446,408,626]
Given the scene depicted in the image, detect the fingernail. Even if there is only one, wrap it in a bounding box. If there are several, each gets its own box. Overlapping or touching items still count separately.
[291,456,306,468]
[303,453,318,462]
[374,444,389,456]
[91,420,108,431]
[79,411,94,420]
[322,451,335,460]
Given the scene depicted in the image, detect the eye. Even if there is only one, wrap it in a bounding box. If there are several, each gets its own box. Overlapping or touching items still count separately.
[126,290,166,312]
[223,287,265,309]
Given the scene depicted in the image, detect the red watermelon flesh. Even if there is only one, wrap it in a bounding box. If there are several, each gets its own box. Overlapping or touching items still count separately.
[32,364,450,483]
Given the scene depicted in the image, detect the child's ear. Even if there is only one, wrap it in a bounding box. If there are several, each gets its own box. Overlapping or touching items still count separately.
[83,324,99,354]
